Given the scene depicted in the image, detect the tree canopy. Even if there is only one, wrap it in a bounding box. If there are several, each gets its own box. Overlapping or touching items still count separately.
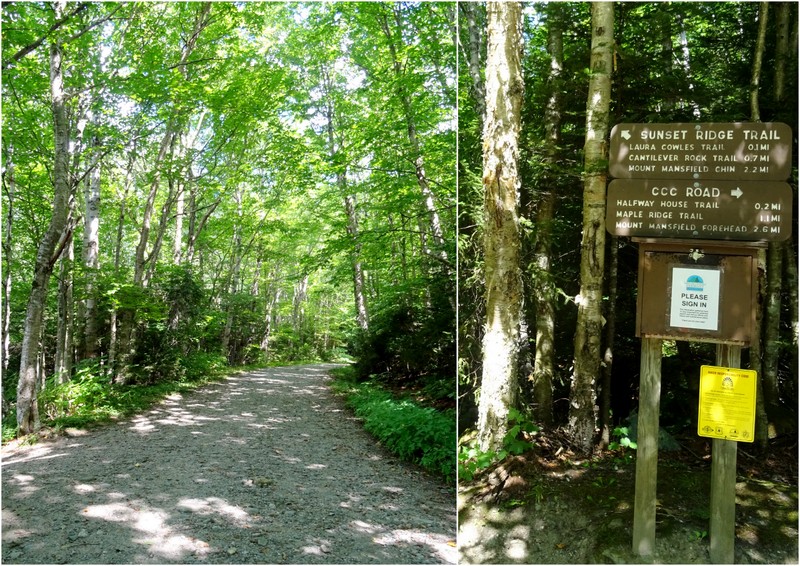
[2,1,456,434]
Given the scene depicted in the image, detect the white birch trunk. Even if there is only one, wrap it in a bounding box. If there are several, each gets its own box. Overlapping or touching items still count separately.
[382,6,449,270]
[2,145,14,377]
[82,132,101,359]
[476,1,524,453]
[55,237,74,383]
[568,2,614,455]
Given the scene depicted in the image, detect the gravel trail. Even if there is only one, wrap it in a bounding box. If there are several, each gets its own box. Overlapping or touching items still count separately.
[2,364,456,564]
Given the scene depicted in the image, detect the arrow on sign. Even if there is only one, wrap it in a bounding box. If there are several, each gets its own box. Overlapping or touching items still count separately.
[731,187,743,199]
[621,130,631,140]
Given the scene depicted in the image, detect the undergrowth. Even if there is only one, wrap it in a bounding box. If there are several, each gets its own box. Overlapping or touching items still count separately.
[458,408,539,481]
[329,366,456,484]
[3,353,231,443]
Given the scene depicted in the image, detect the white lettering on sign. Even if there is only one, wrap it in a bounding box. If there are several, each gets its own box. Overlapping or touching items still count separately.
[662,144,695,152]
[646,223,696,231]
[610,122,792,181]
[640,130,688,140]
[686,187,720,198]
[616,221,642,229]
[743,129,782,140]
[605,179,792,241]
[661,165,710,173]
[695,129,734,140]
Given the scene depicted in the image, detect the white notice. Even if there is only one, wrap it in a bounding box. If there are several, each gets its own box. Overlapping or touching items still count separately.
[669,267,721,331]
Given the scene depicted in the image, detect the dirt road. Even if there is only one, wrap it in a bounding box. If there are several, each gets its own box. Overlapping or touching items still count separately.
[2,364,456,564]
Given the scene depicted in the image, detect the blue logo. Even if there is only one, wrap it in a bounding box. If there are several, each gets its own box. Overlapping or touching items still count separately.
[685,275,705,292]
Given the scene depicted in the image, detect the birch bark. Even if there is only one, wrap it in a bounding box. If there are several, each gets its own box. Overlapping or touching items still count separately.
[476,1,524,452]
[82,132,101,359]
[568,2,614,454]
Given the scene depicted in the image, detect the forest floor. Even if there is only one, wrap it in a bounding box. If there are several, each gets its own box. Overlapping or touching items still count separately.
[1,364,456,564]
[459,432,798,564]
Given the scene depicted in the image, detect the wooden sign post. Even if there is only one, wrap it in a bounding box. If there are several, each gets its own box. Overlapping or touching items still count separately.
[709,344,741,564]
[607,122,793,563]
[632,337,662,557]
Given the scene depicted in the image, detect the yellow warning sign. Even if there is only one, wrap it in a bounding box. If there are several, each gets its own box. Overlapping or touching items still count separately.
[697,365,757,443]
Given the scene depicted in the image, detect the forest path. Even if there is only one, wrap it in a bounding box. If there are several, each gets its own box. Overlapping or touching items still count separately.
[2,364,456,564]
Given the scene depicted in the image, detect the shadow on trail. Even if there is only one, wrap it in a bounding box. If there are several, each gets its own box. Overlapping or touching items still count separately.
[3,364,456,564]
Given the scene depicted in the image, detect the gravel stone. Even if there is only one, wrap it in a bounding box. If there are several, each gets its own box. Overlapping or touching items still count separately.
[2,364,456,564]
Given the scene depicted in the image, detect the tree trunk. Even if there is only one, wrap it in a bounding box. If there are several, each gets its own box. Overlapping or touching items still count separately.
[82,133,101,359]
[119,3,211,378]
[345,192,370,331]
[476,1,524,453]
[17,1,72,434]
[599,236,618,447]
[749,3,768,123]
[55,237,74,383]
[749,3,783,436]
[320,62,369,332]
[2,144,14,378]
[676,14,701,118]
[761,2,791,428]
[109,144,136,381]
[458,2,486,124]
[1,145,13,418]
[380,6,449,271]
[134,121,177,286]
[752,251,769,448]
[261,282,281,357]
[783,242,799,394]
[531,2,564,427]
[134,2,210,286]
[221,188,243,360]
[173,179,185,265]
[568,2,614,455]
[184,195,221,265]
[293,274,309,334]
[144,153,179,287]
[174,111,205,265]
[773,3,790,103]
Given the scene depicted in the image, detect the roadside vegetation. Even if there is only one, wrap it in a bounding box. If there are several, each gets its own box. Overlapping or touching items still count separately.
[330,365,456,484]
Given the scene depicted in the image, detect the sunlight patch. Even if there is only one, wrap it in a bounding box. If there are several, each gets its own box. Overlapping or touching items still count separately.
[82,502,167,534]
[134,533,211,561]
[301,538,333,555]
[176,497,250,525]
[373,529,456,563]
[350,520,380,534]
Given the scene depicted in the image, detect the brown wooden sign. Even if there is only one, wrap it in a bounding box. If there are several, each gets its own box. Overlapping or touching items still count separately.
[609,122,792,181]
[635,241,759,344]
[606,179,792,241]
